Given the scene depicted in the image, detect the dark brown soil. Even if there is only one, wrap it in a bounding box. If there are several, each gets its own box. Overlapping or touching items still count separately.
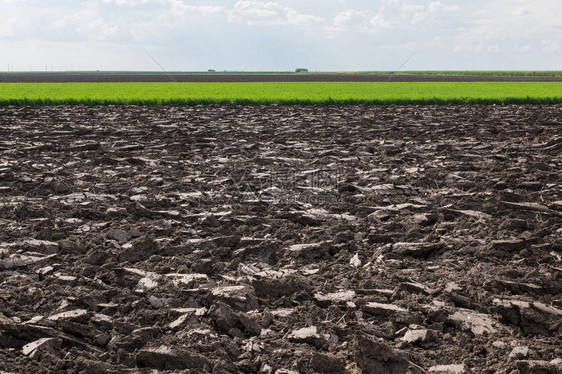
[0,105,561,374]
[1,73,562,83]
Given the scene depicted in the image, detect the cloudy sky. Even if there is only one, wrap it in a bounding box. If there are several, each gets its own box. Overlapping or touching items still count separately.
[1,0,561,71]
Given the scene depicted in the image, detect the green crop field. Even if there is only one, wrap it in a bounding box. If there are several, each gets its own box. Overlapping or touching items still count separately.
[0,82,561,105]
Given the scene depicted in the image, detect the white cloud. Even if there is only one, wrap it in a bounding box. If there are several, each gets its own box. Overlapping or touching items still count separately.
[333,9,373,30]
[102,0,138,5]
[511,43,532,52]
[514,6,529,16]
[0,16,27,37]
[542,40,559,52]
[454,0,562,53]
[228,1,324,26]
[330,0,458,33]
[50,11,121,42]
[101,0,154,5]
[168,0,225,16]
[411,2,458,24]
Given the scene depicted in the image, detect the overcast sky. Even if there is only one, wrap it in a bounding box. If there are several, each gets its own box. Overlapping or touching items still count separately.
[1,0,561,71]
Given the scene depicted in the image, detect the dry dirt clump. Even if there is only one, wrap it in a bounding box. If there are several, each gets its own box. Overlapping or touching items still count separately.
[0,104,561,373]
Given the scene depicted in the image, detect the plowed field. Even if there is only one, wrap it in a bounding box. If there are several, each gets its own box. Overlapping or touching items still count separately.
[0,105,561,373]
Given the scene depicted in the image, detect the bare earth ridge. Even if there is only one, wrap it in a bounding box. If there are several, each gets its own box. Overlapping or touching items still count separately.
[1,73,562,83]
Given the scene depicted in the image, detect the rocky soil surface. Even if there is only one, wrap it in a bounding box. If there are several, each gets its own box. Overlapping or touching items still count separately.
[0,104,561,373]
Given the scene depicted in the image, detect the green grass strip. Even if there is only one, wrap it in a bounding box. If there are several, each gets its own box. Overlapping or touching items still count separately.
[0,82,561,106]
